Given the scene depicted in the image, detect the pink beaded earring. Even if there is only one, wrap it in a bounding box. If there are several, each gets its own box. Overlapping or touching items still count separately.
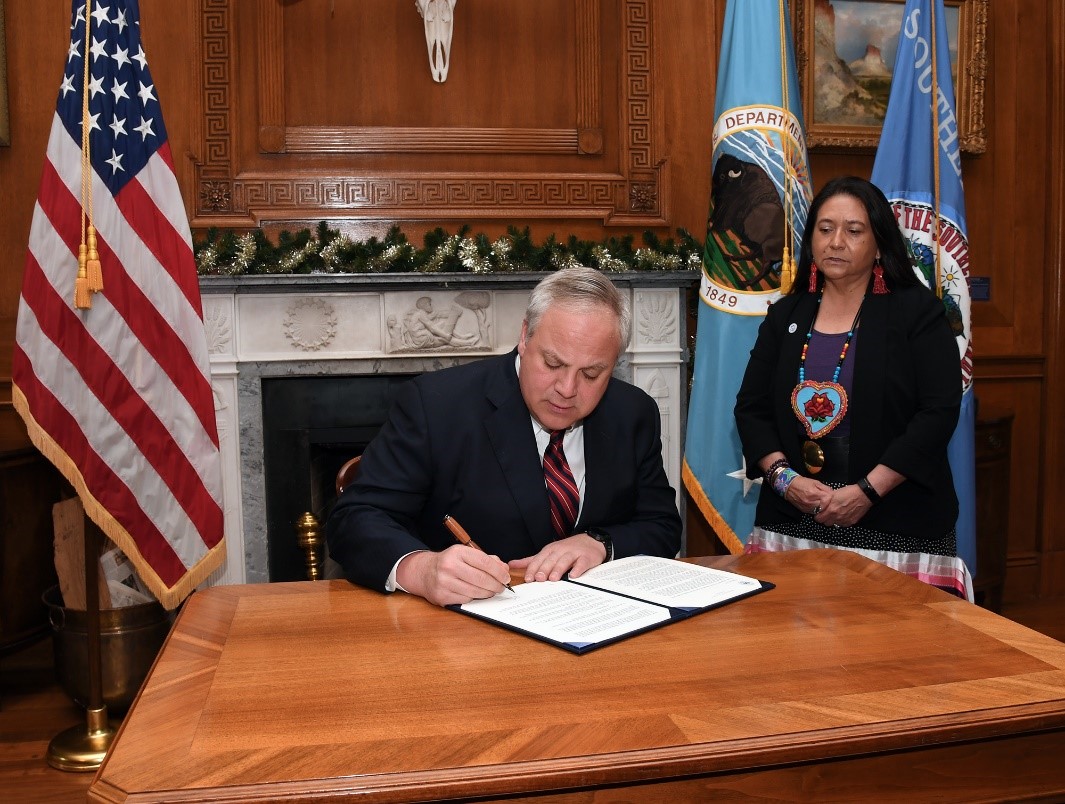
[808,262,819,293]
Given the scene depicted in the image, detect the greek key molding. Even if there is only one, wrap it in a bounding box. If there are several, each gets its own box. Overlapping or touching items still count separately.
[198,0,233,213]
[192,0,665,227]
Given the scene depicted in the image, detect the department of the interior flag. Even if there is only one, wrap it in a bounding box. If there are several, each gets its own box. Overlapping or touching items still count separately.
[11,0,225,609]
[683,0,812,552]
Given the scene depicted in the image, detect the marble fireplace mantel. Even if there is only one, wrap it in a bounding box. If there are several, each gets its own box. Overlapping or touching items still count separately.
[200,271,697,586]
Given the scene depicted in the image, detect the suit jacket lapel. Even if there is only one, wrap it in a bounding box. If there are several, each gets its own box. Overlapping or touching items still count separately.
[576,396,617,530]
[776,294,819,403]
[850,292,888,470]
[483,352,555,551]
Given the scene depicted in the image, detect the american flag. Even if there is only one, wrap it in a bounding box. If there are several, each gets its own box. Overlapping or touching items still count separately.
[11,0,225,609]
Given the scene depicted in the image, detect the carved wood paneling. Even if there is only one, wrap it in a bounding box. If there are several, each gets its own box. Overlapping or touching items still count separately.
[192,0,663,227]
[282,127,580,154]
[962,0,990,154]
[258,0,602,158]
[232,174,620,214]
[255,0,284,154]
[199,0,234,215]
[1041,0,1065,594]
[576,0,603,154]
[617,0,665,221]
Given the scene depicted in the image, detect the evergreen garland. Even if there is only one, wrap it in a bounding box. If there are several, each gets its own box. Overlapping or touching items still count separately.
[195,223,703,276]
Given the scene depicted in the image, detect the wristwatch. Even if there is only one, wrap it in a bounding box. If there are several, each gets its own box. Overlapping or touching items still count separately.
[586,528,613,562]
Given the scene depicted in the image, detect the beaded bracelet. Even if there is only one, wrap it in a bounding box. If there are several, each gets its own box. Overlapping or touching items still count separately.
[772,468,799,498]
[765,465,789,492]
[763,458,790,483]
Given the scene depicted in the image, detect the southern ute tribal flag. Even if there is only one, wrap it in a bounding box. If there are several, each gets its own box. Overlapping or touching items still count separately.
[870,0,976,575]
[683,0,812,552]
[12,0,225,609]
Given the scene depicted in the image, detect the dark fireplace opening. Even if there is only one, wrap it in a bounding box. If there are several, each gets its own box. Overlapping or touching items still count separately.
[262,374,415,582]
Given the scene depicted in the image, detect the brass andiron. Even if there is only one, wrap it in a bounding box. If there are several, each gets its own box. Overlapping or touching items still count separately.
[295,512,323,581]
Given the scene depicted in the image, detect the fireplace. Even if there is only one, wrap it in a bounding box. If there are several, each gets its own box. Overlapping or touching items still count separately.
[200,272,695,587]
[261,374,414,582]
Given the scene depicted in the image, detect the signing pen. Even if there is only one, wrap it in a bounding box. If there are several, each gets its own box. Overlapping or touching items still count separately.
[442,514,516,594]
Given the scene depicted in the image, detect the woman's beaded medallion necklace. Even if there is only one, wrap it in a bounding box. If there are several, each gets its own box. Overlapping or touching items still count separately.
[790,293,864,473]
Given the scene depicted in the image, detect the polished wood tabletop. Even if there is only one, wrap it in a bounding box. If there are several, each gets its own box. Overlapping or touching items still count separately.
[89,550,1065,803]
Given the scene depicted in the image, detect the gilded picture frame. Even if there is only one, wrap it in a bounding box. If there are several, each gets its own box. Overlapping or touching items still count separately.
[0,0,9,146]
[794,0,987,153]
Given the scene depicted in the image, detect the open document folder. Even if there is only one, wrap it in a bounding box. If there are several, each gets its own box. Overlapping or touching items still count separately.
[453,555,773,654]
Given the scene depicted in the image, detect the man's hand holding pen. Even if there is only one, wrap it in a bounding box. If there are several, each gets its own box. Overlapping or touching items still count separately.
[395,546,514,608]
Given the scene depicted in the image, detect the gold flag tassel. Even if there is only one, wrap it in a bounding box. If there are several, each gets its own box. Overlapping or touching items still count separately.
[779,245,794,294]
[75,244,92,309]
[74,0,98,309]
[86,224,103,292]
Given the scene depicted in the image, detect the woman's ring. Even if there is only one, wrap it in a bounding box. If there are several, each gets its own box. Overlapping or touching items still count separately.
[812,505,821,515]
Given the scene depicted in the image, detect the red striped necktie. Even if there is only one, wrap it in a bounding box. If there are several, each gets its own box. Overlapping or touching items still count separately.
[544,430,579,539]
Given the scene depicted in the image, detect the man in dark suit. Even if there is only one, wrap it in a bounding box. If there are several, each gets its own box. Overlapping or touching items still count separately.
[327,267,681,606]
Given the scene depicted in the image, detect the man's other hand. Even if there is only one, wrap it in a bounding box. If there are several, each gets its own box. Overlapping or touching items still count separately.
[508,534,607,583]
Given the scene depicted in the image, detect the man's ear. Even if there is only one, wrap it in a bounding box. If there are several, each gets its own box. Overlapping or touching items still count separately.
[517,320,529,355]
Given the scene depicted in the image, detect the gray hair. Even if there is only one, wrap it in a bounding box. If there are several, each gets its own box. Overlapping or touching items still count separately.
[525,267,631,351]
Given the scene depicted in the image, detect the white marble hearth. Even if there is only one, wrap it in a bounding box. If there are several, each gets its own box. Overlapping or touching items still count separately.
[200,272,696,586]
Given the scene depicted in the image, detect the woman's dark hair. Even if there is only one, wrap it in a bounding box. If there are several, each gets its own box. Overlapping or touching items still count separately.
[790,175,918,295]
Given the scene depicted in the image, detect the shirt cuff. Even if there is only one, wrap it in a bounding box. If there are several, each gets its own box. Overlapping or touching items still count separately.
[386,550,424,593]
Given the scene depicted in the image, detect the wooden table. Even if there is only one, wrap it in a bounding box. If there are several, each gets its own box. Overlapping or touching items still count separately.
[89,550,1065,803]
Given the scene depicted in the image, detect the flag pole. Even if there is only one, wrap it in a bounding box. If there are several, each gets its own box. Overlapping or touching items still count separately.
[46,515,118,771]
[930,3,944,299]
[778,0,796,294]
[47,1,117,766]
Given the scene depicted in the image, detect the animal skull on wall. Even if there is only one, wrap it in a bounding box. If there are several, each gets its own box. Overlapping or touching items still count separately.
[415,0,458,83]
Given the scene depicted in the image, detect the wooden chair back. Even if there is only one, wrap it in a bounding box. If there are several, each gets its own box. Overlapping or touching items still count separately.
[335,456,362,497]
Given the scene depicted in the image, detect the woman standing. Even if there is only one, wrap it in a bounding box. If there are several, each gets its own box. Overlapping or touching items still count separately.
[734,176,970,598]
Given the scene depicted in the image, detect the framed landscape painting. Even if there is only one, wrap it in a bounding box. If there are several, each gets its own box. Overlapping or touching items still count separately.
[794,0,987,152]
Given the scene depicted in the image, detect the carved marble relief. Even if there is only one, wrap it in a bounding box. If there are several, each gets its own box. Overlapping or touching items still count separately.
[283,297,338,352]
[643,369,670,401]
[636,292,677,345]
[204,303,232,355]
[387,290,492,353]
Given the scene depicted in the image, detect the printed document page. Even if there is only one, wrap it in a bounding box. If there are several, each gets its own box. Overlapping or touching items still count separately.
[574,555,763,609]
[460,580,670,645]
